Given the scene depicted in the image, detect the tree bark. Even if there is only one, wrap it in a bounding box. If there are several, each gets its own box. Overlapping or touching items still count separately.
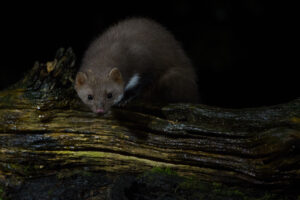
[0,48,299,192]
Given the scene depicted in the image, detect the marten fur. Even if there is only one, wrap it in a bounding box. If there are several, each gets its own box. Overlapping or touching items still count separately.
[75,18,199,114]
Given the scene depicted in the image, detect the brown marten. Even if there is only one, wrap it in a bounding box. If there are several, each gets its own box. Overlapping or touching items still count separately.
[75,18,199,114]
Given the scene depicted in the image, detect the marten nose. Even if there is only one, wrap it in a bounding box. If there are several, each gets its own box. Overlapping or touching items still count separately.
[96,102,104,113]
[96,108,104,113]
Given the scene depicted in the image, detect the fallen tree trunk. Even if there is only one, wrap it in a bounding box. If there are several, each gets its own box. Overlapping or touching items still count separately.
[0,48,299,196]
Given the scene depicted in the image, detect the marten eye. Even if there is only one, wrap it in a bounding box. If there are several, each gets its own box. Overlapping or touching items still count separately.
[87,95,93,100]
[107,93,113,99]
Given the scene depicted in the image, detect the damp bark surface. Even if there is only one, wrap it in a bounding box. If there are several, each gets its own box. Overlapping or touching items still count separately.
[0,48,299,199]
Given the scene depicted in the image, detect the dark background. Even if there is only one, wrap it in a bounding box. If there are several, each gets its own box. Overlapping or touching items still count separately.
[0,1,298,108]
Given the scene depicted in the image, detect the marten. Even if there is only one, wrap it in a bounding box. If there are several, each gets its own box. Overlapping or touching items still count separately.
[75,18,199,114]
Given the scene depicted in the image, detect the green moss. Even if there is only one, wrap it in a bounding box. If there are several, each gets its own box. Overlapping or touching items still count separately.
[47,188,54,196]
[178,176,209,191]
[179,179,248,199]
[143,168,286,200]
[257,193,273,200]
[149,167,178,176]
[210,182,279,200]
[0,186,4,200]
[5,163,36,177]
[56,169,92,180]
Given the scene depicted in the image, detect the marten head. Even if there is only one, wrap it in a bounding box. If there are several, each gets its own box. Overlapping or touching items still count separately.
[75,68,124,114]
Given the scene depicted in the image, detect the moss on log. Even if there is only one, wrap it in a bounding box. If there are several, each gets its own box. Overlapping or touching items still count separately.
[0,48,299,198]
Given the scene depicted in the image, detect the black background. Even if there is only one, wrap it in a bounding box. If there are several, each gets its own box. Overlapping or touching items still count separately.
[0,1,298,108]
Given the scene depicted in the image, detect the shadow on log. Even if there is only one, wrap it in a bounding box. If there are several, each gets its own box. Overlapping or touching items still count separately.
[0,48,299,199]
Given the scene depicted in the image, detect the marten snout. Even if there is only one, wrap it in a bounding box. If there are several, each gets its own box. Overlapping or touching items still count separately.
[96,108,105,114]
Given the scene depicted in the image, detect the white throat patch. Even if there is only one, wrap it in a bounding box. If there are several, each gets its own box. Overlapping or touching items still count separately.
[114,94,123,105]
[125,74,140,91]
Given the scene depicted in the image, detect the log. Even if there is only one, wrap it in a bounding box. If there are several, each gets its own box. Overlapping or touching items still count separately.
[0,48,299,198]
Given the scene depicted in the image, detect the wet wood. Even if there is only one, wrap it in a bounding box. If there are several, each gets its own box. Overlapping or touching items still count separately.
[0,48,299,190]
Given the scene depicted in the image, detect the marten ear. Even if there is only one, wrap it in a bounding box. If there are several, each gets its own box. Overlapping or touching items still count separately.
[75,72,87,88]
[108,68,123,84]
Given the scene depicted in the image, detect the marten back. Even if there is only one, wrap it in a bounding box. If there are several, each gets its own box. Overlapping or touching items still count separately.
[75,18,199,113]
